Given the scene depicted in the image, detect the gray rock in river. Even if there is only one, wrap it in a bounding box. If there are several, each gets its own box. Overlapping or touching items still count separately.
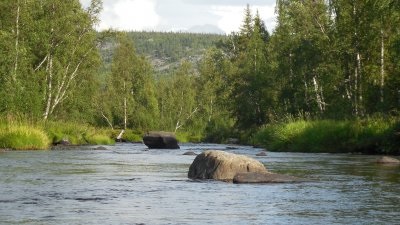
[143,131,180,149]
[188,150,268,181]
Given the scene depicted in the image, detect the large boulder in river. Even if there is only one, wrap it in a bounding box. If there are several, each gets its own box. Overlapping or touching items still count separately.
[143,131,180,149]
[188,150,268,181]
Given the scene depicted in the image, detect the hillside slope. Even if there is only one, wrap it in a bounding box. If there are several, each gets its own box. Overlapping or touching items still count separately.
[99,31,227,75]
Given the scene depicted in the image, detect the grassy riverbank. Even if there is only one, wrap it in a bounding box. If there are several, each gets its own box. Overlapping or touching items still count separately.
[0,118,122,150]
[253,117,400,155]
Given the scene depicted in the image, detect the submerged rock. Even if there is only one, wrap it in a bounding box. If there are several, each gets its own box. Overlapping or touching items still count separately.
[183,151,197,156]
[233,172,300,184]
[188,150,267,181]
[376,156,400,164]
[53,139,71,146]
[143,131,179,149]
[256,152,267,156]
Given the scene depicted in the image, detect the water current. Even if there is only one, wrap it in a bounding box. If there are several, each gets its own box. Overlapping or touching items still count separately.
[0,143,399,224]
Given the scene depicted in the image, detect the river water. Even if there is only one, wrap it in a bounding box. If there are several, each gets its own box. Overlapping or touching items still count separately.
[0,143,399,225]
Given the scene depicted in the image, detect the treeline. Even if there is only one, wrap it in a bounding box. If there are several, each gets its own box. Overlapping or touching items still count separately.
[1,0,400,152]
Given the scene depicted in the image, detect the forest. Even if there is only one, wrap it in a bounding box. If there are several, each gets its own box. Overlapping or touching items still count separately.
[0,0,399,154]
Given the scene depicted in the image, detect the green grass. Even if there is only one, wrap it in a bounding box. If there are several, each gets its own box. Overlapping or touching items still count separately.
[176,131,203,143]
[253,118,399,154]
[42,121,115,145]
[0,125,51,150]
[0,117,116,150]
[85,133,115,145]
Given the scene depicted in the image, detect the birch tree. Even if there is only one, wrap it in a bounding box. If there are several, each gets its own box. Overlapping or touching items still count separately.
[30,0,102,120]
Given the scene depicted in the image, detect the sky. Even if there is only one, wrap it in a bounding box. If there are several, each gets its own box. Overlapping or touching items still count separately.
[79,0,277,34]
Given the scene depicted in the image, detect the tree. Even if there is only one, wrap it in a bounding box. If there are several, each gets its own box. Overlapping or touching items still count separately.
[225,6,275,129]
[110,34,136,129]
[157,61,198,132]
[108,32,159,130]
[35,0,102,120]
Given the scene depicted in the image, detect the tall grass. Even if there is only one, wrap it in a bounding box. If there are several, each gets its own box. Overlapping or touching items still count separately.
[253,117,399,154]
[0,125,50,150]
[0,117,116,150]
[41,121,115,145]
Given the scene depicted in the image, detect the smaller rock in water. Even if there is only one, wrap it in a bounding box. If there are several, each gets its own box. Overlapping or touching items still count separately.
[54,139,70,146]
[183,151,197,156]
[93,146,107,150]
[256,152,267,156]
[233,172,300,184]
[376,156,400,164]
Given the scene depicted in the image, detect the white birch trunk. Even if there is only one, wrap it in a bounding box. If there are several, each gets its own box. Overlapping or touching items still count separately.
[123,81,127,130]
[380,28,385,103]
[356,52,362,115]
[354,65,359,116]
[43,55,53,120]
[312,76,324,112]
[303,75,309,108]
[13,1,20,81]
[101,111,113,130]
[175,106,198,132]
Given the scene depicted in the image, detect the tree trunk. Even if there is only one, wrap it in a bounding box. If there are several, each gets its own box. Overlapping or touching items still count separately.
[123,81,127,130]
[380,28,385,103]
[312,76,325,112]
[13,1,20,81]
[101,111,113,130]
[356,52,362,116]
[43,54,53,120]
[354,61,359,117]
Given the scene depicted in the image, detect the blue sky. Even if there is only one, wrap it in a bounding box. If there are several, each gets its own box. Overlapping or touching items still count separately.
[79,0,277,34]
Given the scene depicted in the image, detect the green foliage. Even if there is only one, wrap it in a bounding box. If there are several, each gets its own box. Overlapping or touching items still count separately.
[0,0,102,121]
[203,117,236,143]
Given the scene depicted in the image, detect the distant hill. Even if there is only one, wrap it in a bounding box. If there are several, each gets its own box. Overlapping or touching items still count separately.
[99,31,227,76]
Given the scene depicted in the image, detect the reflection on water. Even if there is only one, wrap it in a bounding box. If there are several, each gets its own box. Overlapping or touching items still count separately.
[0,143,399,224]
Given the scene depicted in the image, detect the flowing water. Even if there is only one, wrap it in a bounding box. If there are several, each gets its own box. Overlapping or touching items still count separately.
[0,143,399,225]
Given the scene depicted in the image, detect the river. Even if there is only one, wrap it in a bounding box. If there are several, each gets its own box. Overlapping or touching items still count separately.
[0,143,399,224]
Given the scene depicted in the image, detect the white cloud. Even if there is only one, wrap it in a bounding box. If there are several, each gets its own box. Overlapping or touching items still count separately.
[211,4,276,34]
[97,0,160,31]
[79,0,277,33]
